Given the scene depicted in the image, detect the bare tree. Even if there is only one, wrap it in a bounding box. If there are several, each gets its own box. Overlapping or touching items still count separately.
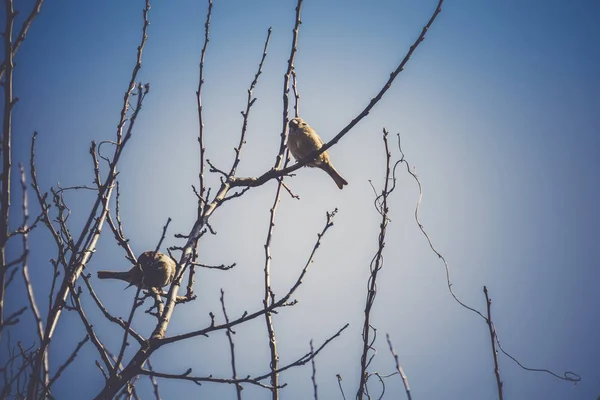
[0,0,581,399]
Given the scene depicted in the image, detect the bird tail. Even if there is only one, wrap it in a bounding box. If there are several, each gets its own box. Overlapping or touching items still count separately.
[322,164,348,190]
[97,270,132,283]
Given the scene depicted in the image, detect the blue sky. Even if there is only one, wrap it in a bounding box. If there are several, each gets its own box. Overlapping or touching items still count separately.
[3,0,599,399]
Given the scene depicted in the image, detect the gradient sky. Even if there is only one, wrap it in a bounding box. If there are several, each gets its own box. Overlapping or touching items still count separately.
[2,0,599,399]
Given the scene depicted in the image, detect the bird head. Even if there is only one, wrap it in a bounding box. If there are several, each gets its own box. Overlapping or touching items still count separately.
[289,117,305,129]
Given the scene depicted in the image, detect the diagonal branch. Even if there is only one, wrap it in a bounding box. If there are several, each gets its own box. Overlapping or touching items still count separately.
[229,0,445,189]
[385,334,412,400]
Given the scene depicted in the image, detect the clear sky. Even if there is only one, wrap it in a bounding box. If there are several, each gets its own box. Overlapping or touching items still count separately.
[3,0,599,399]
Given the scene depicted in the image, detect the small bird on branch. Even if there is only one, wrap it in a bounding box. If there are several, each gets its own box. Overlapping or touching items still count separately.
[288,117,348,189]
[97,251,176,289]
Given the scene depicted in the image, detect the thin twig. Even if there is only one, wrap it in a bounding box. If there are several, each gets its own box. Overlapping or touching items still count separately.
[220,290,242,400]
[196,0,213,217]
[483,286,503,400]
[47,335,89,390]
[228,27,272,178]
[79,273,144,345]
[0,0,44,81]
[29,2,152,396]
[310,340,318,400]
[397,133,581,384]
[254,323,349,381]
[291,70,300,118]
[261,3,303,398]
[114,287,143,375]
[337,374,346,400]
[385,334,412,400]
[357,129,394,399]
[0,0,17,342]
[18,164,43,345]
[161,210,338,346]
[230,0,445,189]
[146,359,162,400]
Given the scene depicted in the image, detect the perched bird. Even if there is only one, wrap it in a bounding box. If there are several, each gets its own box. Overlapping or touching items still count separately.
[97,251,176,289]
[288,117,348,189]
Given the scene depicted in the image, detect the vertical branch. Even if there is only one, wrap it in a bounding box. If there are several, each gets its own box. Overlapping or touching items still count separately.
[18,164,46,385]
[310,340,318,400]
[0,0,44,81]
[483,286,503,400]
[262,2,304,398]
[291,71,300,118]
[196,0,213,216]
[385,334,412,400]
[0,0,16,340]
[220,290,242,400]
[357,129,393,399]
[262,179,283,399]
[146,359,161,400]
[274,0,303,169]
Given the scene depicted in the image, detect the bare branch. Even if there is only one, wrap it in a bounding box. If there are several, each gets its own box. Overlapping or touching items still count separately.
[153,218,172,254]
[291,71,300,118]
[0,0,17,341]
[18,164,43,346]
[138,368,278,390]
[220,290,242,400]
[114,287,144,376]
[397,133,581,384]
[385,334,412,400]
[228,27,272,178]
[146,359,162,400]
[161,209,337,346]
[261,3,304,397]
[191,262,236,271]
[67,285,113,374]
[337,374,346,400]
[254,323,349,381]
[47,335,90,390]
[28,1,152,395]
[310,340,318,400]
[0,0,44,81]
[80,273,144,345]
[357,129,394,399]
[230,0,445,190]
[196,0,213,217]
[483,286,503,400]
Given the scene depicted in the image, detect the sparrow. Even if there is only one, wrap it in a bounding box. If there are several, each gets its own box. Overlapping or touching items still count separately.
[97,251,176,289]
[288,117,348,189]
